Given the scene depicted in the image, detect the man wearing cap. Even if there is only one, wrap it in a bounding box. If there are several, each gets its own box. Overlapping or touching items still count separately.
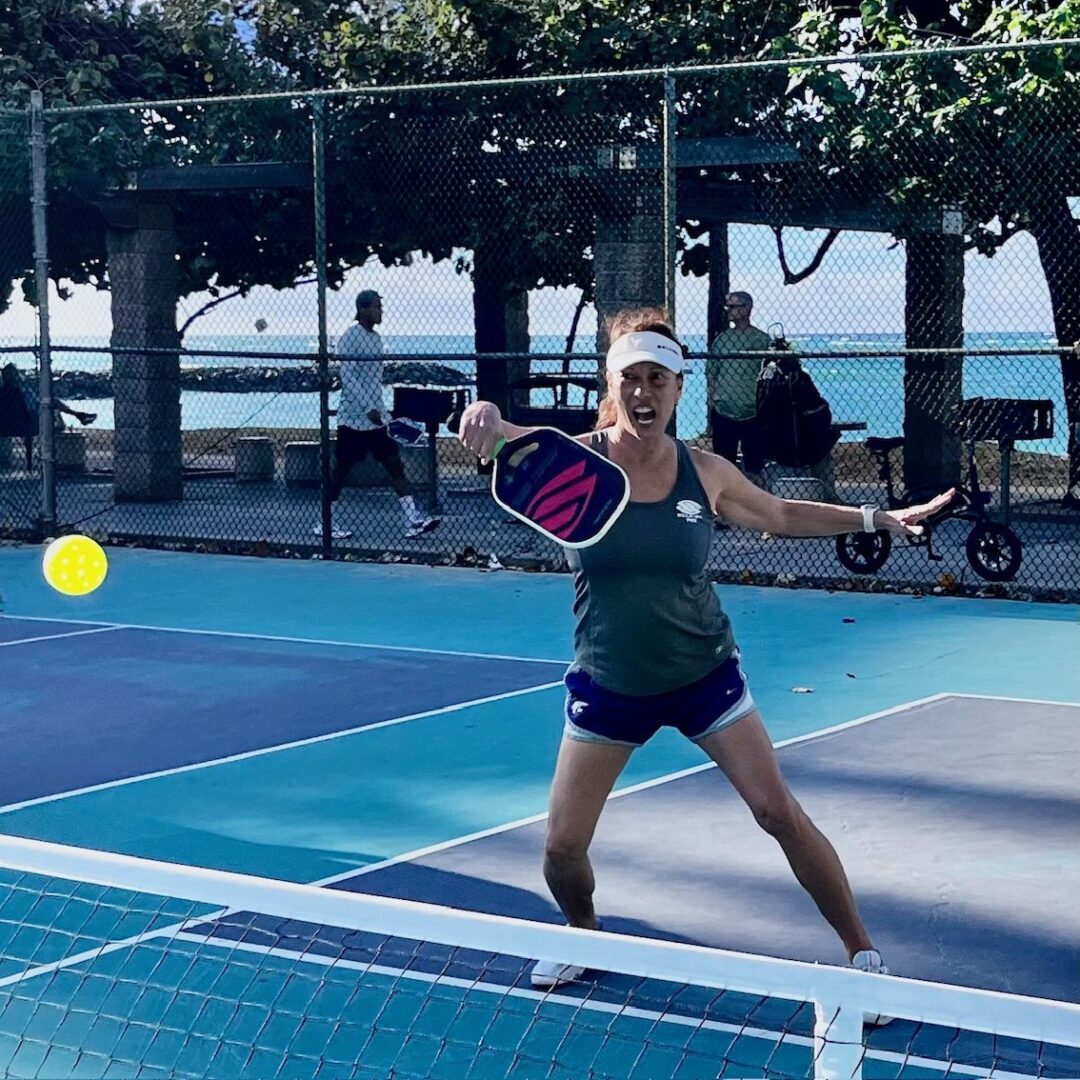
[330,291,439,537]
[706,291,772,485]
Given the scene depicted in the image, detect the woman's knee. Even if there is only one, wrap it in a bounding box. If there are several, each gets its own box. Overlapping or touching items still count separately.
[749,792,805,840]
[544,827,591,865]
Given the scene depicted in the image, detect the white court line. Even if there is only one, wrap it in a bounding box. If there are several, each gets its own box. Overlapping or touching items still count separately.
[0,908,229,991]
[0,625,122,648]
[0,613,569,666]
[320,692,967,885]
[0,681,564,816]
[945,692,1080,709]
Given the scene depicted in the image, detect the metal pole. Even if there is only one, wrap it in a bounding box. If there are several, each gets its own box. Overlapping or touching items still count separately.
[29,92,56,537]
[311,98,332,553]
[662,74,677,323]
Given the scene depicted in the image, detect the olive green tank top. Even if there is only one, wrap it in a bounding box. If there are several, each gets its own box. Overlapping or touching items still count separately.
[565,435,735,696]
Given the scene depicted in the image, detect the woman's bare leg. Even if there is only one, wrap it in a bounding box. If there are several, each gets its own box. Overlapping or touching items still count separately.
[543,736,634,928]
[698,710,874,959]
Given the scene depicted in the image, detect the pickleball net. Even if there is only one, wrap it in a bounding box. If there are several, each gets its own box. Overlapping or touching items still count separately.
[1,835,1077,1079]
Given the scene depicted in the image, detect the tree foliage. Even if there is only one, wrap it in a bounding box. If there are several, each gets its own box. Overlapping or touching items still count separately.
[0,0,311,313]
[774,0,1080,253]
[250,0,809,304]
[775,0,1080,487]
[3,0,1078,349]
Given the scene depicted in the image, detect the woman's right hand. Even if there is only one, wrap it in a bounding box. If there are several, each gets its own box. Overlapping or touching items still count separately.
[458,401,505,462]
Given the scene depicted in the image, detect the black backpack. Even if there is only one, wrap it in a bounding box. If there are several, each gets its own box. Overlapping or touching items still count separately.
[755,348,838,467]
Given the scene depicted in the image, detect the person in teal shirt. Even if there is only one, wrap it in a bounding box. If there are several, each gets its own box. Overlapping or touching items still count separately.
[705,292,772,483]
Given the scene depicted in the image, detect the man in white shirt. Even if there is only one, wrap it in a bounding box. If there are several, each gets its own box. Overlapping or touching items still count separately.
[330,290,439,537]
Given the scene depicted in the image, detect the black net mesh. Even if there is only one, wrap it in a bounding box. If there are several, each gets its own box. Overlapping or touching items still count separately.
[0,106,39,539]
[1,846,1077,1080]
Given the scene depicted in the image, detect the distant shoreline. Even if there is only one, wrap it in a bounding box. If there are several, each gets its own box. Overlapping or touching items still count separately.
[5,331,1069,454]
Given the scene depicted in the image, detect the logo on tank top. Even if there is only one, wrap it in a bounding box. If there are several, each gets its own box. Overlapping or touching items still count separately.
[675,499,705,524]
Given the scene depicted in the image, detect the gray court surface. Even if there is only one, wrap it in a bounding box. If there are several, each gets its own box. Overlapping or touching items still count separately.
[351,695,1079,1003]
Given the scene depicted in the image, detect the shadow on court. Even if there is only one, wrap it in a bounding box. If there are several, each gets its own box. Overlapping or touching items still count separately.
[347,695,1080,1004]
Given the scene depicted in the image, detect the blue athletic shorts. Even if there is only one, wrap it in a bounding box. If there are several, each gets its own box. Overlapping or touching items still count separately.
[563,653,755,748]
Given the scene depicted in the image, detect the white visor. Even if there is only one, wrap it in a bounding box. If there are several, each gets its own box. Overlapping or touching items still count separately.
[606,331,685,375]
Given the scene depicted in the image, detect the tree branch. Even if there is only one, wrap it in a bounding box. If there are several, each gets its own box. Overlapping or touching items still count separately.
[773,227,841,284]
[178,278,316,338]
[963,219,1025,254]
[564,284,592,356]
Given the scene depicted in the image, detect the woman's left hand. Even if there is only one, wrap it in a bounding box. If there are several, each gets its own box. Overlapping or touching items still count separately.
[876,489,956,536]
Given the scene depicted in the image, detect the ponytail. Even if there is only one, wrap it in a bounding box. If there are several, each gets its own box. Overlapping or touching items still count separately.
[596,395,619,429]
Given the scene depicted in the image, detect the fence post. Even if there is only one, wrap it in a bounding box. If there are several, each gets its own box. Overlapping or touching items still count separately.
[311,97,331,552]
[29,90,55,537]
[662,73,677,323]
[903,230,964,491]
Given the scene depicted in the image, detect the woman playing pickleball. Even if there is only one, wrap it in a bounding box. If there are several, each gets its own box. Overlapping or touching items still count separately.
[457,307,952,1005]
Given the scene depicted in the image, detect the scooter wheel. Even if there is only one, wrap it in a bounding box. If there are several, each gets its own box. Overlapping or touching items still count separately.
[965,522,1022,582]
[836,530,892,574]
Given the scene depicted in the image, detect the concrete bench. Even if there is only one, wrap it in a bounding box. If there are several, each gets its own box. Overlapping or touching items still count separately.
[55,430,86,475]
[234,436,275,482]
[284,438,436,494]
[770,475,826,502]
[283,441,320,489]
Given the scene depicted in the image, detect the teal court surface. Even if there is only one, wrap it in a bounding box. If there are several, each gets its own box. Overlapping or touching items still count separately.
[0,544,1077,1078]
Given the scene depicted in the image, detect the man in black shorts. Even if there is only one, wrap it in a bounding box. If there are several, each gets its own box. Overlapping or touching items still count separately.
[330,291,438,537]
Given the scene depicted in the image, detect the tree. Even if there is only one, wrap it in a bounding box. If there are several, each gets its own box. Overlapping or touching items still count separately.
[773,0,1080,497]
[0,0,342,317]
[251,0,810,407]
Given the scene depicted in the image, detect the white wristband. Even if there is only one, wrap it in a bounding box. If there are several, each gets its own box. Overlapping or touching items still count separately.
[860,504,879,533]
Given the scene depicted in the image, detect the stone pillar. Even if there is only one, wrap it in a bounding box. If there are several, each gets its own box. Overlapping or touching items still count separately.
[904,232,964,491]
[707,224,730,350]
[504,289,530,411]
[473,243,529,417]
[106,201,182,501]
[594,197,665,351]
[594,194,666,426]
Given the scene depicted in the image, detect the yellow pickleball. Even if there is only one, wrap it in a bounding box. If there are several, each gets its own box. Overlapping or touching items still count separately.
[42,535,108,596]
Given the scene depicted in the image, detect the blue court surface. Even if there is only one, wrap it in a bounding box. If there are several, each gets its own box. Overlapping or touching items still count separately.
[0,544,1077,1077]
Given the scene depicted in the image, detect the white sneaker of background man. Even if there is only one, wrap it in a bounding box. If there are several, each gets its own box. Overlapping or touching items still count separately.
[329,289,439,538]
[402,493,438,536]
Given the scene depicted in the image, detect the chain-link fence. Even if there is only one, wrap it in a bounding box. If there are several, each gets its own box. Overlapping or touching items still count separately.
[0,104,40,537]
[1,43,1077,599]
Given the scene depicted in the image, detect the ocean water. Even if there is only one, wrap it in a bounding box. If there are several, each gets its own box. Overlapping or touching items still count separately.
[10,331,1069,454]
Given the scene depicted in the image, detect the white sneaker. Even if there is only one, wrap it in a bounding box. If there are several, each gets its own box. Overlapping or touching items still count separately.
[530,959,587,989]
[850,949,893,1026]
[530,920,601,990]
[312,524,352,540]
[405,516,441,538]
